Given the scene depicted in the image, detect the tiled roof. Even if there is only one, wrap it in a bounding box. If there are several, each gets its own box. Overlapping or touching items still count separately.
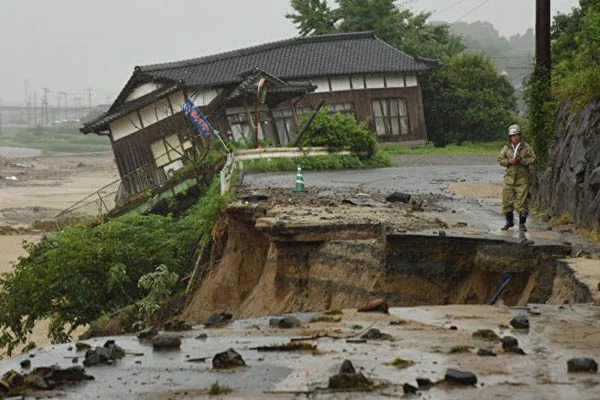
[138,31,437,86]
[81,84,181,134]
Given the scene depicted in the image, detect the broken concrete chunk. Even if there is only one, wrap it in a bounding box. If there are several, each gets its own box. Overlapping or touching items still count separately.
[212,348,246,369]
[152,333,182,350]
[444,368,478,386]
[567,358,598,373]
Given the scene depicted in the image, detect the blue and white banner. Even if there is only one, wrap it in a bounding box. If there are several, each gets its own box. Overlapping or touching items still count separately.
[182,99,212,138]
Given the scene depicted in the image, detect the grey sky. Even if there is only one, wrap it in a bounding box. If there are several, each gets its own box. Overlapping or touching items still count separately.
[0,0,579,105]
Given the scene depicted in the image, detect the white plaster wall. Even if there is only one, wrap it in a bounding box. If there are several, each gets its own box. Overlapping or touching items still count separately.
[351,75,365,89]
[110,113,140,141]
[330,76,351,92]
[311,78,330,93]
[386,75,404,88]
[169,91,186,113]
[125,83,163,102]
[192,90,218,106]
[405,74,418,87]
[139,97,172,128]
[365,75,385,88]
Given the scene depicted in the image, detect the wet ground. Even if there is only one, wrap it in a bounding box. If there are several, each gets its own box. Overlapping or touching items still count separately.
[2,305,599,399]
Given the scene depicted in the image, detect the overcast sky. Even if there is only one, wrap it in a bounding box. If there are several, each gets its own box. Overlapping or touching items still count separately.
[0,0,579,105]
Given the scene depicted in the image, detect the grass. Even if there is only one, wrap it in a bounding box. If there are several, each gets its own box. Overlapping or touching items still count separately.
[209,380,232,395]
[0,128,111,154]
[385,357,415,369]
[383,141,504,156]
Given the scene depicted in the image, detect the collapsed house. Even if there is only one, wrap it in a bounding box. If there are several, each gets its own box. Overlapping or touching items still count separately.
[81,31,438,197]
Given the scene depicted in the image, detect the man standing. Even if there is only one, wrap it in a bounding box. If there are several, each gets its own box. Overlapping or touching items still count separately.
[498,124,536,232]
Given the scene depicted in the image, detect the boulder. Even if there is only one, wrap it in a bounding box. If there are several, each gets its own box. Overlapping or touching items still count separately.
[152,333,181,350]
[212,348,246,369]
[567,358,598,373]
[269,316,301,329]
[502,336,519,350]
[510,315,530,330]
[386,191,411,203]
[444,368,477,386]
[203,312,233,328]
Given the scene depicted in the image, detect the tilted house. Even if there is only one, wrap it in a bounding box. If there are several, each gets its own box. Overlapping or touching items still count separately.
[81,31,438,196]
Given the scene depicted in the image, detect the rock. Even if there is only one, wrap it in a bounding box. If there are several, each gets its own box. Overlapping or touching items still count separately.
[416,377,434,389]
[328,372,371,390]
[357,298,388,313]
[505,346,526,355]
[472,329,501,342]
[20,359,31,369]
[477,348,497,357]
[213,348,246,369]
[444,368,478,386]
[137,325,158,340]
[403,382,418,394]
[269,316,301,329]
[164,320,193,331]
[82,341,125,366]
[50,366,94,382]
[510,315,530,330]
[203,312,233,327]
[340,360,356,374]
[567,358,598,373]
[386,191,411,203]
[75,342,92,351]
[152,333,182,350]
[360,328,393,341]
[195,333,208,340]
[502,336,519,350]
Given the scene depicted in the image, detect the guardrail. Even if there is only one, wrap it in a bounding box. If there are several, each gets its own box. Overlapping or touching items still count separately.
[220,147,352,194]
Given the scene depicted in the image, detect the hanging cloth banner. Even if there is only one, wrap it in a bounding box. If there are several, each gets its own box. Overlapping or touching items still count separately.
[182,99,213,138]
[182,99,230,153]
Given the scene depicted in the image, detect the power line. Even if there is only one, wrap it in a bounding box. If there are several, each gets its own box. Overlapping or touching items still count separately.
[453,0,493,22]
[431,0,472,17]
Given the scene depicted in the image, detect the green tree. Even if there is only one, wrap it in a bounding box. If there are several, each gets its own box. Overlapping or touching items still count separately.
[422,53,517,145]
[287,0,517,145]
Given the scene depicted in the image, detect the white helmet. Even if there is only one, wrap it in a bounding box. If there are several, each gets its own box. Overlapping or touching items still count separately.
[508,124,521,136]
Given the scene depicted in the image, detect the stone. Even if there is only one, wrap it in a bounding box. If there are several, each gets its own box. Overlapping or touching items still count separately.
[444,368,478,386]
[510,315,529,330]
[339,360,356,374]
[567,358,598,373]
[477,348,497,357]
[137,325,158,340]
[416,377,434,389]
[328,372,371,390]
[360,328,393,340]
[212,348,246,369]
[152,333,182,350]
[403,382,418,394]
[50,366,94,382]
[203,312,233,327]
[164,320,193,331]
[386,191,411,203]
[20,359,31,369]
[502,336,519,350]
[505,347,526,355]
[357,298,388,313]
[195,333,208,340]
[472,329,501,341]
[269,316,301,329]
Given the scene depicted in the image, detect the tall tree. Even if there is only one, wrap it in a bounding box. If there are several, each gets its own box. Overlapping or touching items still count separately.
[287,0,337,36]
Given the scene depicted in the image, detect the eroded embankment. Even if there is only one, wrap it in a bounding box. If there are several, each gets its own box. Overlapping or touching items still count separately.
[181,206,577,321]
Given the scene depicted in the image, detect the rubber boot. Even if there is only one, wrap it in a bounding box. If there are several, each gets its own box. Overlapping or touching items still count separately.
[519,215,527,232]
[501,212,514,230]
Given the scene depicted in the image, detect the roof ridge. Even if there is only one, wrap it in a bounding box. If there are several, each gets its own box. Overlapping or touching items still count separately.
[138,31,376,73]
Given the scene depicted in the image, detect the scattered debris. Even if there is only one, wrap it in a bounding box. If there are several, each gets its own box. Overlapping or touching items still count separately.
[385,357,415,369]
[472,329,501,342]
[269,316,301,329]
[83,341,125,367]
[136,325,158,340]
[250,342,316,352]
[361,328,393,341]
[212,348,246,369]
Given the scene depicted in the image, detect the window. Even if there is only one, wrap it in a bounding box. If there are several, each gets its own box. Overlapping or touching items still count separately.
[323,102,354,115]
[371,98,409,136]
[151,134,186,168]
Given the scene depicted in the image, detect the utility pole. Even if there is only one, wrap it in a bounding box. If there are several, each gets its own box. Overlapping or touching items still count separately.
[86,88,93,111]
[33,92,38,127]
[42,88,50,128]
[535,0,551,81]
[59,92,68,120]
